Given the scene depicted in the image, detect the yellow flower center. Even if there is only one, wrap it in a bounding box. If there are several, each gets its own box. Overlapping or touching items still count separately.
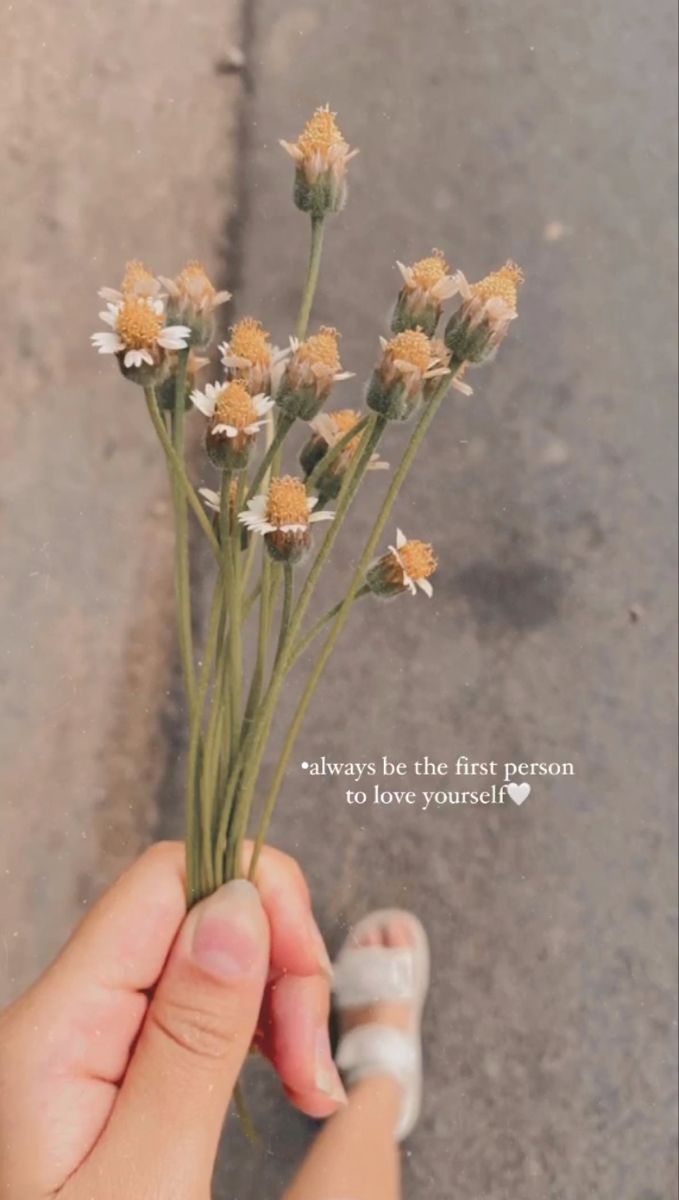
[177,260,216,299]
[230,317,272,366]
[116,297,165,349]
[297,327,342,372]
[329,409,363,456]
[121,259,157,293]
[296,107,347,159]
[471,261,524,309]
[411,250,449,290]
[387,329,432,373]
[213,381,259,430]
[266,476,310,527]
[396,539,438,582]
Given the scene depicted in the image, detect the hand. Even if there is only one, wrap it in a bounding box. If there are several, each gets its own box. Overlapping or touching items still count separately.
[0,841,345,1199]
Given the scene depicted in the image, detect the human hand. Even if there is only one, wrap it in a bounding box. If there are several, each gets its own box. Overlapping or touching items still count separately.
[0,841,345,1199]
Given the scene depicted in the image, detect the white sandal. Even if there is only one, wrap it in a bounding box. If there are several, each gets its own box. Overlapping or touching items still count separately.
[332,909,431,1142]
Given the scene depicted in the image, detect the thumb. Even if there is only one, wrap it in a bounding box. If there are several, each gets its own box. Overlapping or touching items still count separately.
[91,879,269,1198]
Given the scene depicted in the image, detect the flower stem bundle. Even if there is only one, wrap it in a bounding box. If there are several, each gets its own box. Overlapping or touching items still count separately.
[91,106,523,905]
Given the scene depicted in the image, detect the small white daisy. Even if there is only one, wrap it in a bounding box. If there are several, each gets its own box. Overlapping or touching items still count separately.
[158,261,231,316]
[91,295,191,369]
[98,259,163,305]
[191,380,274,438]
[396,251,462,306]
[309,410,389,473]
[388,528,437,597]
[238,476,334,537]
[219,317,289,395]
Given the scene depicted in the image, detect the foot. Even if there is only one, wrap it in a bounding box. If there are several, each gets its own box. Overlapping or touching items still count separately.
[339,913,418,1054]
[333,909,430,1141]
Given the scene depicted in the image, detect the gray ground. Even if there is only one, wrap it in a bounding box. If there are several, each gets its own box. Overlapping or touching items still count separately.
[2,2,677,1199]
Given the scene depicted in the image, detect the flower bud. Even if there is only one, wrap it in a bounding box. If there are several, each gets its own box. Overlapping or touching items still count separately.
[366,529,438,599]
[158,349,210,412]
[219,317,288,396]
[238,475,334,565]
[444,261,524,366]
[276,327,352,421]
[301,409,389,503]
[391,251,461,337]
[159,261,231,350]
[280,107,359,218]
[366,329,449,422]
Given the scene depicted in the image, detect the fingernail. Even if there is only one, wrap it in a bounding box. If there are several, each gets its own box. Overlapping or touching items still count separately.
[191,880,263,981]
[308,916,334,980]
[315,1026,348,1104]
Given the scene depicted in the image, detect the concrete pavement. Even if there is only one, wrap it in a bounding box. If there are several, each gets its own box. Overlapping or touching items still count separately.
[0,0,245,1000]
[210,2,678,1197]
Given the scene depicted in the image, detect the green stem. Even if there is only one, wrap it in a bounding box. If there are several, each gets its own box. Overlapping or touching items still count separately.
[185,583,223,905]
[144,387,220,560]
[248,371,463,876]
[305,414,371,494]
[170,353,196,714]
[223,473,244,769]
[296,215,326,341]
[246,414,294,502]
[229,418,387,874]
[274,563,295,667]
[241,556,274,742]
[290,586,370,666]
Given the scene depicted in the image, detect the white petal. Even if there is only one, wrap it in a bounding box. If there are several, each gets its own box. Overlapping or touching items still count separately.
[238,512,272,535]
[396,261,411,284]
[191,389,216,417]
[123,349,146,368]
[452,377,474,397]
[417,578,434,598]
[158,328,190,350]
[212,423,238,438]
[98,287,123,303]
[163,323,192,338]
[98,309,118,327]
[280,139,304,162]
[91,331,124,354]
[309,510,335,523]
[253,394,274,415]
[307,495,319,511]
[396,528,407,548]
[455,270,472,300]
[198,487,221,513]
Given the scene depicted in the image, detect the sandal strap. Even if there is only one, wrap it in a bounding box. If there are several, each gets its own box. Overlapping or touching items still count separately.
[332,947,415,1008]
[336,1024,417,1090]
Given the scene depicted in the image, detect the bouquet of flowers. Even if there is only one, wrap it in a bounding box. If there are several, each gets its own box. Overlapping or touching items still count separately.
[91,106,523,906]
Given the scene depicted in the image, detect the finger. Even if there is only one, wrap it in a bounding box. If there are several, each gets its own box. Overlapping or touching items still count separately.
[259,972,346,1118]
[87,879,269,1197]
[244,842,332,980]
[41,840,187,995]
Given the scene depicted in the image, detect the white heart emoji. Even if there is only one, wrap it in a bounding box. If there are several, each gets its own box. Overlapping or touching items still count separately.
[507,782,531,806]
